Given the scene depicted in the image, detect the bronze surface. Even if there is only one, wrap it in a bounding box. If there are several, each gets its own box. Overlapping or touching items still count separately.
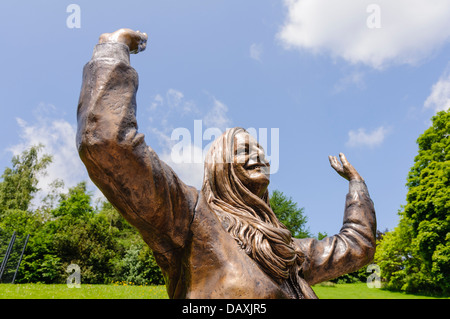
[77,29,376,299]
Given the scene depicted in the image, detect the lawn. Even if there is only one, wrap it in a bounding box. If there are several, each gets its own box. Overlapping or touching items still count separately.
[311,282,447,299]
[0,283,168,299]
[0,282,446,299]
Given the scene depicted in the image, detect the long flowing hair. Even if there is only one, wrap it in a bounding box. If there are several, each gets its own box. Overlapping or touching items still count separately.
[201,127,314,298]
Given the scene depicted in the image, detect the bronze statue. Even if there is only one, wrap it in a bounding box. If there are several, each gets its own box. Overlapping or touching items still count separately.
[77,28,376,299]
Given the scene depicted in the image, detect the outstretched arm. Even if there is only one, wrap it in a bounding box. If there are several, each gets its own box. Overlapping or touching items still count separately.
[294,153,376,285]
[77,29,198,255]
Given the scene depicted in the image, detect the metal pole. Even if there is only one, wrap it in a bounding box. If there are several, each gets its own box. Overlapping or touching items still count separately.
[0,231,16,281]
[12,234,30,284]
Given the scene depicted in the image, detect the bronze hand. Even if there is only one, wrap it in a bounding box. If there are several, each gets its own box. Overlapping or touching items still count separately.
[99,28,148,54]
[328,153,364,181]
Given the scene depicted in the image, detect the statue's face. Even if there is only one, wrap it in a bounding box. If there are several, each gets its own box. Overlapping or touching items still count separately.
[233,132,270,197]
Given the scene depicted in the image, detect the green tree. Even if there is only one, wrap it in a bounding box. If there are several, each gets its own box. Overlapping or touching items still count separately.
[0,144,51,214]
[97,201,164,285]
[270,190,311,238]
[118,243,165,285]
[375,210,418,291]
[0,146,165,284]
[375,109,450,295]
[51,181,93,218]
[48,182,120,283]
[0,145,52,283]
[16,182,117,284]
[404,109,449,294]
[317,232,328,240]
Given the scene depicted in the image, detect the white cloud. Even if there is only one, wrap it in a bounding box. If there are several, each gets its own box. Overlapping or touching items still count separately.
[146,90,233,189]
[346,126,389,148]
[203,97,232,131]
[8,104,103,207]
[147,89,199,133]
[424,66,450,113]
[160,145,204,189]
[166,89,198,114]
[8,91,231,207]
[149,93,163,112]
[166,88,184,107]
[152,127,205,189]
[250,43,263,62]
[278,0,450,69]
[333,71,365,94]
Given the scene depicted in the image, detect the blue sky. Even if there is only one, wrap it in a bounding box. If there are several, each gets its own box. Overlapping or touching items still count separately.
[1,0,450,236]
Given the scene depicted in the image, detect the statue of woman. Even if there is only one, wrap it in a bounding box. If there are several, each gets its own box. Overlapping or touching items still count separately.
[77,28,376,299]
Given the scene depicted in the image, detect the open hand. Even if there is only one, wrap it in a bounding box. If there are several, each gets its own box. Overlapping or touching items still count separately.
[99,28,148,54]
[328,153,363,181]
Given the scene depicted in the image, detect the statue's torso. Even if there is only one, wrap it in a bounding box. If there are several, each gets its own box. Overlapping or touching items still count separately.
[171,194,298,299]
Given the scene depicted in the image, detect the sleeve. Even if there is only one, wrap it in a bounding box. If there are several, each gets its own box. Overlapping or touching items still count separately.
[294,180,376,285]
[76,42,198,255]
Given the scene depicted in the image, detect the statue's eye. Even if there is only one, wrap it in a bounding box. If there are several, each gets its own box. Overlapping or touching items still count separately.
[236,143,249,156]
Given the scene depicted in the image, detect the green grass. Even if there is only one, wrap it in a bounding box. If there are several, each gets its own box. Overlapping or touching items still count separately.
[0,283,168,299]
[312,282,448,299]
[0,282,447,299]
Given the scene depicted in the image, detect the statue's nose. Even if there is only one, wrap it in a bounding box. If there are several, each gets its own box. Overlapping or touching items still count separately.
[248,148,269,167]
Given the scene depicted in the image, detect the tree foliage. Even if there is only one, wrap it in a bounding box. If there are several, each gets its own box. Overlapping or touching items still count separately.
[270,190,311,238]
[0,144,51,214]
[375,109,450,295]
[0,146,163,285]
[18,182,164,284]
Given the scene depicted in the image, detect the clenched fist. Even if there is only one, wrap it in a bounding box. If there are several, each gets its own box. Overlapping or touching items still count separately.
[99,28,148,54]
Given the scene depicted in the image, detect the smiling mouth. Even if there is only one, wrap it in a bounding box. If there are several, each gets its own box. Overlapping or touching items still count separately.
[245,163,268,171]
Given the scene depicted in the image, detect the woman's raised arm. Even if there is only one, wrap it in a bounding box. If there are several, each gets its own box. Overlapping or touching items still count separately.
[294,154,377,285]
[76,29,198,256]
